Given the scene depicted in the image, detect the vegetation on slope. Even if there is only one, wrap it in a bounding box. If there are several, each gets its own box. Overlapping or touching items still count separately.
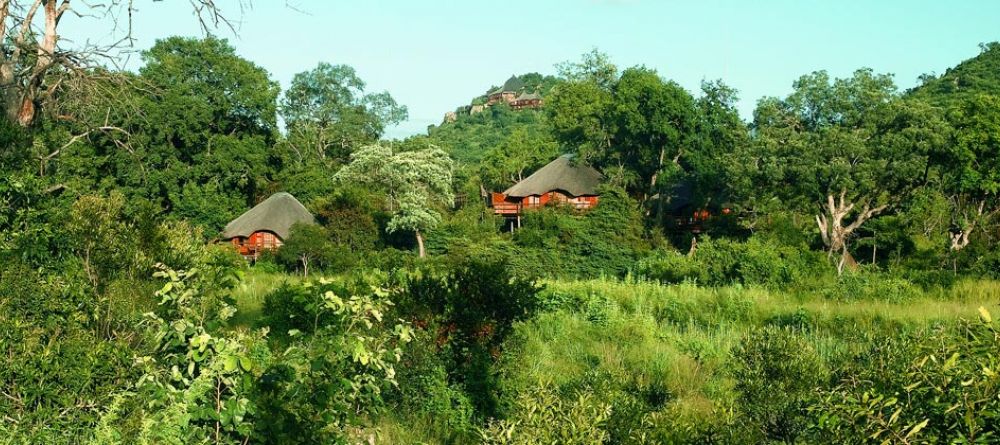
[3,22,1000,444]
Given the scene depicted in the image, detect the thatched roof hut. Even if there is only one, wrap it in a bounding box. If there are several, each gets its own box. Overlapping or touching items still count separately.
[503,155,602,198]
[222,192,315,242]
[491,155,603,221]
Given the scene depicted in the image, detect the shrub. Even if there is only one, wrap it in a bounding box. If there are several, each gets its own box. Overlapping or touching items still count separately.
[251,272,412,444]
[395,258,544,416]
[731,326,828,442]
[276,222,338,276]
[512,186,649,278]
[807,310,1000,443]
[822,268,922,303]
[386,329,476,439]
[0,312,138,442]
[634,250,705,284]
[260,272,385,338]
[479,384,612,445]
[637,236,829,288]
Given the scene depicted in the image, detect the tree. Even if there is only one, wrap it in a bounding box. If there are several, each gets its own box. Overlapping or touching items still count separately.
[687,80,749,209]
[479,126,559,190]
[547,64,615,179]
[0,0,235,129]
[132,36,278,230]
[333,143,453,258]
[550,54,703,220]
[554,48,619,91]
[610,67,697,203]
[280,63,407,165]
[748,70,943,272]
[939,94,1000,251]
[140,36,279,140]
[277,222,334,277]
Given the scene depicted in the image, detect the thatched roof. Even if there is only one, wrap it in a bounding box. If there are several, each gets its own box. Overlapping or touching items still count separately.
[221,192,316,240]
[501,75,524,93]
[515,91,542,101]
[503,155,603,198]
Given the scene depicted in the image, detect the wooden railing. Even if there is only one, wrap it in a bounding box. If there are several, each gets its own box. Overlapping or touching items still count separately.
[493,202,520,215]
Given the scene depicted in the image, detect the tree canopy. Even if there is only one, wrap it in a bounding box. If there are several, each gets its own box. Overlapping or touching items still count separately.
[746,69,948,267]
[333,143,454,257]
[280,62,408,165]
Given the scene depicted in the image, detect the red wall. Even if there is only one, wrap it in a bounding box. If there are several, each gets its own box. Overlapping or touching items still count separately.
[519,192,598,209]
[229,231,283,256]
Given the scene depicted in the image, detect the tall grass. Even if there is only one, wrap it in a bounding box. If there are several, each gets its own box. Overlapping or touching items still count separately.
[228,268,304,328]
[489,276,1000,442]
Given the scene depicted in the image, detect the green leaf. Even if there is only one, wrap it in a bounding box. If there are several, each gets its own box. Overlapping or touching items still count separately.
[223,355,238,372]
[978,306,992,323]
[239,356,253,372]
[905,419,929,439]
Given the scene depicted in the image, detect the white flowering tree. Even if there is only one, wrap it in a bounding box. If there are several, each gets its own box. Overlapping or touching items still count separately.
[334,143,453,257]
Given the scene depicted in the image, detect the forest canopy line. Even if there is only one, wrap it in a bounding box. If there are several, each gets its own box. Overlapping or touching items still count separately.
[2,6,1000,442]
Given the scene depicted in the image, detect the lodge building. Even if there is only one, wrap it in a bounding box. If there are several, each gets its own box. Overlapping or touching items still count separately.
[221,192,316,259]
[488,155,602,227]
[486,75,544,109]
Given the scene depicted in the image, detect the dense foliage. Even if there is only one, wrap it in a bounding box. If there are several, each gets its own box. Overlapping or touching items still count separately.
[3,31,1000,444]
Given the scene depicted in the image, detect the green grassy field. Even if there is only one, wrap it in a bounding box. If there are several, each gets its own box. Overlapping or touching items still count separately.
[478,278,999,443]
[228,268,1000,444]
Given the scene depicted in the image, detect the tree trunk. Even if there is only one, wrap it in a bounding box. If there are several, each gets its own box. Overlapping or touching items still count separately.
[949,199,987,252]
[416,230,426,258]
[649,146,665,195]
[300,255,309,278]
[814,190,887,275]
[949,230,972,252]
[4,0,67,127]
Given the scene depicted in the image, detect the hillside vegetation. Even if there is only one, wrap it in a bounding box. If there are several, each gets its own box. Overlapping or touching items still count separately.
[2,22,1000,445]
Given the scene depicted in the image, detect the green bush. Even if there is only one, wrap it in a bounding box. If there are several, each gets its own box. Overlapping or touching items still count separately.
[822,268,923,303]
[731,326,828,442]
[275,222,340,276]
[637,236,829,288]
[807,310,1000,443]
[386,329,476,440]
[395,258,544,416]
[479,384,612,445]
[634,250,706,284]
[512,186,650,278]
[0,320,139,443]
[260,272,385,338]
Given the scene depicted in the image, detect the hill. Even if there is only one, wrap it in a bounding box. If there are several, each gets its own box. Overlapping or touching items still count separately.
[426,73,558,165]
[908,41,1000,105]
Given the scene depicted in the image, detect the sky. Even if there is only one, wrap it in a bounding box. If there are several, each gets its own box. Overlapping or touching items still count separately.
[65,0,1000,139]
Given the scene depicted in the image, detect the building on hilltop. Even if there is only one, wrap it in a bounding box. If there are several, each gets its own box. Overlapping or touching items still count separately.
[484,75,544,110]
[488,154,602,228]
[487,75,526,105]
[221,192,316,259]
[511,91,543,110]
[443,75,547,123]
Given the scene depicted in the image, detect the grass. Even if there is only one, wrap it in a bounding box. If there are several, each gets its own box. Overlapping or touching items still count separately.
[543,277,1000,325]
[491,275,1000,441]
[229,268,305,328]
[233,269,1000,443]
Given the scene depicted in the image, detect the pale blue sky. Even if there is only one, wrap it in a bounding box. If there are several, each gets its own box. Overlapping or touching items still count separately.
[66,1,1000,139]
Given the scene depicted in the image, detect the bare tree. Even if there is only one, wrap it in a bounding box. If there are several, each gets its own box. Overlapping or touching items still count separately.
[0,0,243,129]
[814,190,888,266]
